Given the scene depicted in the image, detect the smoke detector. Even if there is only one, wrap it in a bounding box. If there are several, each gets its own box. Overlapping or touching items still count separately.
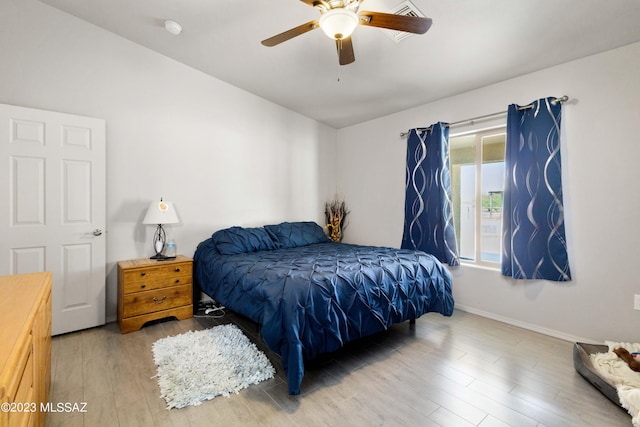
[164,20,182,36]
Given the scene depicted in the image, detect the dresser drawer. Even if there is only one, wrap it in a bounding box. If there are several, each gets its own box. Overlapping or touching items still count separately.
[122,262,192,294]
[3,332,32,403]
[14,350,33,404]
[5,335,34,427]
[121,284,192,318]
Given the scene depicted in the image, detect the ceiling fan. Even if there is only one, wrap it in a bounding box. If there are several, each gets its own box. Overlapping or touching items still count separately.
[261,0,433,65]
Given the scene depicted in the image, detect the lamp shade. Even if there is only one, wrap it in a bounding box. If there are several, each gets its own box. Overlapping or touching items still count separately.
[142,199,179,225]
[319,8,359,40]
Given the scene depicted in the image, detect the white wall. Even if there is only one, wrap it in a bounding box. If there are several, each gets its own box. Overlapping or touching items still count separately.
[0,0,337,321]
[337,42,640,344]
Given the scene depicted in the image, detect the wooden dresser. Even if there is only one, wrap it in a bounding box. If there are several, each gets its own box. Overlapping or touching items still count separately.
[0,272,52,427]
[117,256,193,334]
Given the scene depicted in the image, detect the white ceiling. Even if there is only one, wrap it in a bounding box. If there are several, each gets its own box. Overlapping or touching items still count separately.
[37,0,640,129]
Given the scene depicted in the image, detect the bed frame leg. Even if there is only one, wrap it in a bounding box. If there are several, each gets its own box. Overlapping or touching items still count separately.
[409,318,416,326]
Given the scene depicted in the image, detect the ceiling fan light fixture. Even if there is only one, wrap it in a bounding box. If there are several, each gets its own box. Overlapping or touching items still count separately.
[319,8,359,40]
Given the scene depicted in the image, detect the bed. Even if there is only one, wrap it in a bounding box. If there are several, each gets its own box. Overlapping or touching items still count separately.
[193,221,454,394]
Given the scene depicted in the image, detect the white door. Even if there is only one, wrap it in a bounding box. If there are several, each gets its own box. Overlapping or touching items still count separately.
[0,103,106,335]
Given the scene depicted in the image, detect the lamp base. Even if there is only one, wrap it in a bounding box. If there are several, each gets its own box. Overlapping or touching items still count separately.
[149,224,176,261]
[150,254,177,261]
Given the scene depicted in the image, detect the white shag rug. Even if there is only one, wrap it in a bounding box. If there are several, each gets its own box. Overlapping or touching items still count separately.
[590,341,640,427]
[151,324,275,409]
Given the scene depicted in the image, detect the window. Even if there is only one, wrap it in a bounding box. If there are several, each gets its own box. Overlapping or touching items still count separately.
[450,128,506,266]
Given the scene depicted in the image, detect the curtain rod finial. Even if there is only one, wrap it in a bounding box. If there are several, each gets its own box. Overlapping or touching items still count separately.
[552,95,569,105]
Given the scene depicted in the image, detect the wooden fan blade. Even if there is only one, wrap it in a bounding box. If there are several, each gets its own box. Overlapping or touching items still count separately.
[358,11,432,34]
[261,20,319,47]
[336,37,355,65]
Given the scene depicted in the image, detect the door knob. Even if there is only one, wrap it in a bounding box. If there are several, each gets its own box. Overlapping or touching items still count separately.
[92,229,103,236]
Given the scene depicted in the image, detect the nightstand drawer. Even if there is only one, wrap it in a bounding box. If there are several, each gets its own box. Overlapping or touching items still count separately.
[121,284,192,318]
[122,262,192,294]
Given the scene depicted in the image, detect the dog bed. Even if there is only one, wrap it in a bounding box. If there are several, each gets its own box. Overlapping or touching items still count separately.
[573,342,622,407]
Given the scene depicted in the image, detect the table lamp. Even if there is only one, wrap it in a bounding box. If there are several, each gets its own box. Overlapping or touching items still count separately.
[142,198,180,260]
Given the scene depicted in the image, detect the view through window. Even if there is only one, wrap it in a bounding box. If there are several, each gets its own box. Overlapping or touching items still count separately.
[450,129,506,265]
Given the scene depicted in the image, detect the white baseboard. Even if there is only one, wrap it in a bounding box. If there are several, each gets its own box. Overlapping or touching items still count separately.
[454,304,600,344]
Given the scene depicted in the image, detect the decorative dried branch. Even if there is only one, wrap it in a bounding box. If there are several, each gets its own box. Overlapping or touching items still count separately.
[324,198,350,242]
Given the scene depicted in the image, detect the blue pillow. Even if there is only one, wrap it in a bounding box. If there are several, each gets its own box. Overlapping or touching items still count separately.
[211,226,278,255]
[265,221,330,249]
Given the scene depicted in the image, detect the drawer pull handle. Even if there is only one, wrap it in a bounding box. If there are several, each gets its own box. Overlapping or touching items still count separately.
[140,284,146,289]
[175,268,180,272]
[141,272,146,277]
[175,279,180,283]
[153,296,167,304]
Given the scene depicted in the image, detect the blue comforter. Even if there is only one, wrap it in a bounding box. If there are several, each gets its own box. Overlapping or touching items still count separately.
[194,236,454,395]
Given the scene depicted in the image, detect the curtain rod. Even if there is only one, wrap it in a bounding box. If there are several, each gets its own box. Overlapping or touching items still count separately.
[400,95,569,137]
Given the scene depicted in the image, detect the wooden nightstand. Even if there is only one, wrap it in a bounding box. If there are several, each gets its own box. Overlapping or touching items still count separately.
[117,255,193,334]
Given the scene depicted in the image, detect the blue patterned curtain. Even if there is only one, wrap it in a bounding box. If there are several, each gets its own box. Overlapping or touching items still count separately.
[502,97,571,281]
[401,123,459,266]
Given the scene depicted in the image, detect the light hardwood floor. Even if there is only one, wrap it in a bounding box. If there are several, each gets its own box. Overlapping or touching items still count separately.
[46,309,631,426]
